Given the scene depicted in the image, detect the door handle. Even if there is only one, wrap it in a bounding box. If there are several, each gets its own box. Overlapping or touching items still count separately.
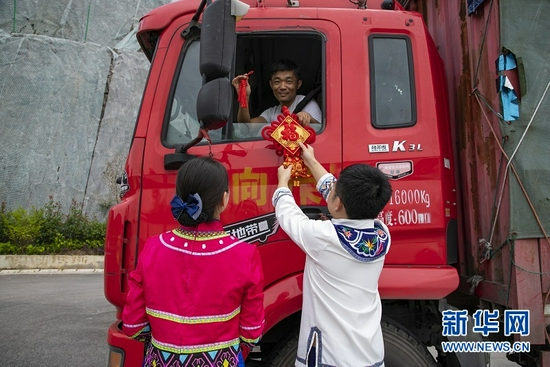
[164,152,196,170]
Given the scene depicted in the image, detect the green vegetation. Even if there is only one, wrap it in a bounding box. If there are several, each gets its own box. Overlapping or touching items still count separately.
[0,199,105,255]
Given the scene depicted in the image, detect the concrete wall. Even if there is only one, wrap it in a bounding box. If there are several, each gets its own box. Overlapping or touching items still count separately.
[0,0,170,219]
[0,0,168,47]
[0,255,104,270]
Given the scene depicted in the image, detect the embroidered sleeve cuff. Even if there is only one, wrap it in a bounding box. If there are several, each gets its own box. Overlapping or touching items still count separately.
[126,324,151,341]
[240,335,261,345]
[272,187,293,207]
[316,173,337,201]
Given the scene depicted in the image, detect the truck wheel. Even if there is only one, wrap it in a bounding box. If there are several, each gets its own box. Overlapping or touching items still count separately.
[263,330,299,367]
[263,319,439,367]
[382,318,439,367]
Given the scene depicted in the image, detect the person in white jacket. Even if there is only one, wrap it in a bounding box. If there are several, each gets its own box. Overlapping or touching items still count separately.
[272,142,393,367]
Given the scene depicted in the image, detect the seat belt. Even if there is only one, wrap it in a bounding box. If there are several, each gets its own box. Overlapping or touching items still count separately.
[293,85,322,114]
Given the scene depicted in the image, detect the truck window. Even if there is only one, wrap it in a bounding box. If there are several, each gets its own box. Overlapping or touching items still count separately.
[233,33,324,139]
[369,35,416,128]
[163,33,324,147]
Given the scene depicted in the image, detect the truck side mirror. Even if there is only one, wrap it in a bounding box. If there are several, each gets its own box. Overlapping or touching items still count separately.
[196,78,232,130]
[199,0,236,80]
[196,0,249,130]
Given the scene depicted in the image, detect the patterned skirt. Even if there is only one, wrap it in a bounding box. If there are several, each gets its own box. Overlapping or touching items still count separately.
[143,343,245,367]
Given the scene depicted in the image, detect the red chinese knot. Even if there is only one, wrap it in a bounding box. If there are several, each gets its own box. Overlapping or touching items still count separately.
[261,106,316,182]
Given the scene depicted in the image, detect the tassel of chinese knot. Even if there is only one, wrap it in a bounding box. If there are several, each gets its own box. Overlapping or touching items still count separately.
[261,106,316,201]
[238,70,254,108]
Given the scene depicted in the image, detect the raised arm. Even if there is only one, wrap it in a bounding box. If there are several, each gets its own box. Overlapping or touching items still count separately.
[232,74,267,123]
[298,142,328,182]
[232,74,252,123]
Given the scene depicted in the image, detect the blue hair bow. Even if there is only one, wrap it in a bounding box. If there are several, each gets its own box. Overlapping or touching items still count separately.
[170,193,203,221]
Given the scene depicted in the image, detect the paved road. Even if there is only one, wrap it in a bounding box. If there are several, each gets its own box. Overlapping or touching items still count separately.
[0,272,521,367]
[1,272,114,367]
[492,353,522,367]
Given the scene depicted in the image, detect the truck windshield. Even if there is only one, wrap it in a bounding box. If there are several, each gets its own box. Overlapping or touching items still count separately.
[165,41,206,146]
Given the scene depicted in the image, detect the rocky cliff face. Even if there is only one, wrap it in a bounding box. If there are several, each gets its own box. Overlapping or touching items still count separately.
[0,0,167,47]
[0,0,170,219]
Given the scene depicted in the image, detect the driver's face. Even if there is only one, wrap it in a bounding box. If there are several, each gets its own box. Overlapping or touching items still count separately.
[269,71,302,106]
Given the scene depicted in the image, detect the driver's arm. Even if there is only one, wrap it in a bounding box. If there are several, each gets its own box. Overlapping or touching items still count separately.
[234,74,269,123]
[237,106,267,124]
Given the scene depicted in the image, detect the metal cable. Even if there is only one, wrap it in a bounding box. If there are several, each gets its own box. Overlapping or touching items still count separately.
[486,78,550,246]
[472,0,495,90]
[472,91,550,248]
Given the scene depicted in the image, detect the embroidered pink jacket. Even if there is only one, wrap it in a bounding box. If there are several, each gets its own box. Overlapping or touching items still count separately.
[122,220,265,355]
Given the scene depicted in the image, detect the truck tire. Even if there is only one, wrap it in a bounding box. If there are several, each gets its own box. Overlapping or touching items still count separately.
[263,319,439,367]
[263,330,299,367]
[382,317,439,367]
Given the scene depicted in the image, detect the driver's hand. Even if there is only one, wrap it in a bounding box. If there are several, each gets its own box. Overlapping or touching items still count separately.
[296,111,312,127]
[232,75,251,97]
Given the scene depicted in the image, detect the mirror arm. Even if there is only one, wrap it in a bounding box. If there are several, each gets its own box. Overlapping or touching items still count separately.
[181,0,208,40]
[165,128,211,170]
[192,0,208,21]
[176,127,212,154]
[181,20,201,40]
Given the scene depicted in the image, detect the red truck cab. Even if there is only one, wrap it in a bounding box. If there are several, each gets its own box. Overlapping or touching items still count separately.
[105,0,460,365]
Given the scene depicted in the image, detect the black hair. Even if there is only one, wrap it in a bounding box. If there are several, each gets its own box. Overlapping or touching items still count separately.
[334,164,392,219]
[269,59,301,81]
[175,156,228,226]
